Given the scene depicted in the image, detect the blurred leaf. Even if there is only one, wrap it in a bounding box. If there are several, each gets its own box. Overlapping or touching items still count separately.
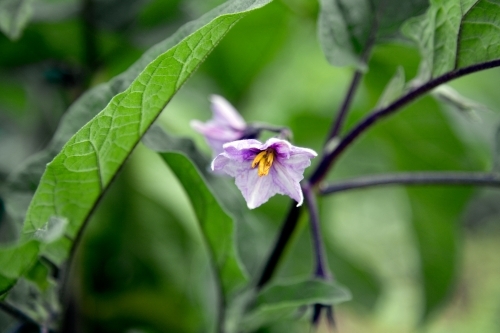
[408,187,470,320]
[143,125,247,297]
[0,241,39,295]
[494,127,500,172]
[201,0,290,100]
[239,279,350,332]
[317,0,428,69]
[433,85,488,122]
[77,159,210,333]
[376,66,405,109]
[403,0,500,81]
[255,279,351,307]
[327,244,381,310]
[143,125,271,281]
[0,275,15,298]
[24,260,50,291]
[0,0,34,40]
[156,153,246,295]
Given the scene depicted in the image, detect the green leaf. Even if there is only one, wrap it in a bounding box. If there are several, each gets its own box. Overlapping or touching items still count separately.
[432,85,487,122]
[3,0,273,230]
[239,279,350,332]
[0,241,38,285]
[143,126,247,296]
[376,66,406,109]
[318,0,428,69]
[0,0,34,40]
[494,127,500,172]
[255,279,351,307]
[143,125,269,281]
[20,0,273,267]
[403,0,500,80]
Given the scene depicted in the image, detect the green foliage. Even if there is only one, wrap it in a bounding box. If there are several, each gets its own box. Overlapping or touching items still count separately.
[2,0,500,331]
[0,0,34,40]
[22,0,273,262]
[1,0,273,315]
[317,0,428,69]
[403,0,500,80]
[143,125,247,297]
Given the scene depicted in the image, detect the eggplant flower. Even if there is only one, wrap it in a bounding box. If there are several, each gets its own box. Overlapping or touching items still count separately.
[191,95,247,156]
[212,138,317,209]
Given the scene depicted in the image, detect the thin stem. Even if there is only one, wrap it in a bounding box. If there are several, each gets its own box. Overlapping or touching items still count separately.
[310,59,500,185]
[302,183,330,279]
[325,10,377,143]
[256,203,302,289]
[0,302,55,333]
[320,171,500,195]
[327,70,363,142]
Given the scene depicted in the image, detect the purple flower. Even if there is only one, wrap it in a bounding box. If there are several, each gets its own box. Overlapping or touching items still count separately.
[191,95,247,156]
[212,138,317,209]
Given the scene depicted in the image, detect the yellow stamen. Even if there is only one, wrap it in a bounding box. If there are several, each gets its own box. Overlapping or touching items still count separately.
[251,151,267,168]
[252,149,275,177]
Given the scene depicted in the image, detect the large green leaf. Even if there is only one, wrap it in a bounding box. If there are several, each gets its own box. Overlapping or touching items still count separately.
[403,0,500,80]
[2,0,273,230]
[143,126,247,296]
[238,279,351,332]
[0,0,34,40]
[143,125,272,281]
[317,0,428,69]
[144,131,245,294]
[20,0,273,267]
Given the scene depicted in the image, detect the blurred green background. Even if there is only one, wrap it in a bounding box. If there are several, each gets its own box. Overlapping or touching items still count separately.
[1,0,500,332]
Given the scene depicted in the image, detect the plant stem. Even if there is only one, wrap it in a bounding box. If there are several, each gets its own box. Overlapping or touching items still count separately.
[302,182,330,279]
[319,171,500,194]
[326,70,364,142]
[256,203,302,289]
[310,59,500,185]
[0,302,54,332]
[325,11,377,143]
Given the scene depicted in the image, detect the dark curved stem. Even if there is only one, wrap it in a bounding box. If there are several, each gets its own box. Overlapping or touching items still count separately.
[302,183,330,279]
[325,8,377,143]
[310,59,500,185]
[0,302,55,333]
[256,203,302,289]
[319,171,500,194]
[326,70,364,142]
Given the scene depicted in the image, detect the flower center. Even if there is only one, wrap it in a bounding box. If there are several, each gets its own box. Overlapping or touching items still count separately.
[251,148,275,177]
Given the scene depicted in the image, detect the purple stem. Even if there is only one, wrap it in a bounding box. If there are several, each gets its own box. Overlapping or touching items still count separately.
[302,182,331,279]
[326,70,364,141]
[310,59,500,186]
[256,203,303,289]
[320,171,500,194]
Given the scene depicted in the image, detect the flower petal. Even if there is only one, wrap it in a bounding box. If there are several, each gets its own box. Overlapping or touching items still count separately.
[222,139,262,162]
[235,167,277,209]
[270,160,304,206]
[212,152,250,177]
[210,95,246,130]
[211,138,317,209]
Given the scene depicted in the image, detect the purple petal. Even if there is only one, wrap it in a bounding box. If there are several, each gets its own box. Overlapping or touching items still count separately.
[210,95,246,130]
[222,139,262,162]
[269,160,304,206]
[211,138,317,209]
[235,166,277,209]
